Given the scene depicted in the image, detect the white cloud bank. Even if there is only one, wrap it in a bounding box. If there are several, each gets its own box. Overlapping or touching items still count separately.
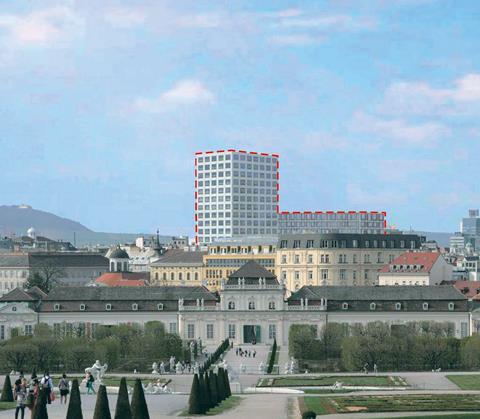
[133,79,216,113]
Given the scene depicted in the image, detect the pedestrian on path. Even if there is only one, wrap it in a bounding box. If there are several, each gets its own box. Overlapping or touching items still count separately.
[14,378,27,419]
[86,372,95,395]
[58,373,69,404]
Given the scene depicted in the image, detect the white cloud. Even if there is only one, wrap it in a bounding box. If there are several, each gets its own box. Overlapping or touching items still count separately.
[302,132,350,150]
[0,7,79,47]
[379,73,480,116]
[104,8,147,28]
[346,182,407,207]
[175,13,223,29]
[133,79,215,113]
[275,14,376,31]
[351,111,450,146]
[268,34,324,46]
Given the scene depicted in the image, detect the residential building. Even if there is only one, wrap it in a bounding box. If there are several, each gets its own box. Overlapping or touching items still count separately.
[0,252,109,294]
[278,211,386,235]
[203,237,276,289]
[0,261,470,343]
[378,252,454,286]
[456,255,480,281]
[276,233,423,291]
[150,249,205,286]
[194,149,279,244]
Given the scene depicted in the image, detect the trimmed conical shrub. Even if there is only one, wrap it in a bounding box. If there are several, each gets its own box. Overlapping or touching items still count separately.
[66,379,83,419]
[198,373,209,414]
[302,411,316,419]
[33,388,49,419]
[93,385,111,419]
[224,368,232,398]
[114,378,132,419]
[0,375,13,402]
[208,371,218,407]
[204,371,213,410]
[216,369,225,403]
[188,374,202,415]
[130,379,149,419]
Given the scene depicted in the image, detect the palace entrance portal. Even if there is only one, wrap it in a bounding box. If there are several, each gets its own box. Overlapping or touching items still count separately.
[243,325,261,343]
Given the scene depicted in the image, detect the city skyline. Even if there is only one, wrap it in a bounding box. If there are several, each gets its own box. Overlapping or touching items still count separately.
[1,1,479,235]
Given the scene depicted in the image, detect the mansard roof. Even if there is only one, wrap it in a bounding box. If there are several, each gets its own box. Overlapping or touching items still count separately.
[289,285,466,302]
[227,260,278,285]
[45,285,216,301]
[0,286,47,302]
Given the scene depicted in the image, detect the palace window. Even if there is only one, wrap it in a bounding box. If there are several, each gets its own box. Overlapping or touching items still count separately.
[24,325,33,336]
[105,304,112,311]
[321,269,328,280]
[206,324,214,339]
[448,302,455,311]
[169,322,177,334]
[228,324,236,339]
[248,300,255,310]
[342,302,349,310]
[423,302,429,311]
[54,304,60,311]
[79,304,86,311]
[307,254,313,264]
[370,302,376,311]
[157,303,164,311]
[187,324,195,339]
[395,302,401,311]
[132,303,138,311]
[269,324,276,340]
[268,301,276,310]
[228,301,235,310]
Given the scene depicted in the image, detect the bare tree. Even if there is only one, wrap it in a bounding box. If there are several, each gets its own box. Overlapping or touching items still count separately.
[25,258,66,293]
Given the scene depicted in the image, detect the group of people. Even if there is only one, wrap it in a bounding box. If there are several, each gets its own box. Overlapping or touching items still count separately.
[235,348,256,358]
[363,363,378,374]
[12,372,70,419]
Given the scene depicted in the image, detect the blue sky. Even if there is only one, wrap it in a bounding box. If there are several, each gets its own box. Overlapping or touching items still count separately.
[1,0,479,235]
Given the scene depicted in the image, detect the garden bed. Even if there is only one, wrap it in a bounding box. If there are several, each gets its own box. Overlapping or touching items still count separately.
[258,375,406,387]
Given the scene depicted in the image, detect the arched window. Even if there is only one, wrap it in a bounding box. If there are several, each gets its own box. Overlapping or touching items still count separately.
[268,301,276,310]
[248,300,255,310]
[370,302,376,311]
[170,272,175,280]
[228,301,235,310]
[155,273,159,280]
[179,272,183,281]
[110,262,114,271]
[163,272,167,280]
[195,272,199,281]
[187,272,191,280]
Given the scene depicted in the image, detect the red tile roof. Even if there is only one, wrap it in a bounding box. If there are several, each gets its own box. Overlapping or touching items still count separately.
[452,281,480,299]
[380,252,440,274]
[95,272,147,287]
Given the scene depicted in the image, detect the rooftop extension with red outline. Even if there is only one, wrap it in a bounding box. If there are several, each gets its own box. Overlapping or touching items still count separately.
[194,149,387,243]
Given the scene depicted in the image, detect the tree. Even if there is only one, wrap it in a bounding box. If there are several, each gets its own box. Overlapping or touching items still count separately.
[33,388,49,419]
[188,374,202,415]
[26,259,66,293]
[66,379,83,419]
[130,379,150,419]
[0,344,38,372]
[461,335,480,369]
[223,368,232,398]
[208,371,218,407]
[0,375,13,402]
[114,377,132,419]
[93,385,111,419]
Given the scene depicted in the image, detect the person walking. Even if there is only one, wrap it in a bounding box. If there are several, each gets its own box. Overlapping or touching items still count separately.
[86,372,96,395]
[58,374,69,404]
[26,378,39,419]
[40,372,53,404]
[14,379,27,419]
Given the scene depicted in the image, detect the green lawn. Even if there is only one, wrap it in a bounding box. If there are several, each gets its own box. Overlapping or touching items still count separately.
[0,402,16,411]
[206,396,242,415]
[303,394,480,415]
[258,375,405,387]
[446,375,480,390]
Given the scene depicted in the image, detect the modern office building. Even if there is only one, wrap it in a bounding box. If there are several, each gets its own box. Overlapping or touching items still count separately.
[278,211,386,235]
[194,149,279,244]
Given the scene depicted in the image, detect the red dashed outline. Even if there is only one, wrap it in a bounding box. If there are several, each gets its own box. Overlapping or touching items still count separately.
[194,150,387,243]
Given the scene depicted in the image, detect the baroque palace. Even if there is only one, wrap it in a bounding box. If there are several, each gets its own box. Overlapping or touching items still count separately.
[0,261,472,345]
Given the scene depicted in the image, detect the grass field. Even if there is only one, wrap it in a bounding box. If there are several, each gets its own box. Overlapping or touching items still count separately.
[180,396,242,416]
[392,415,480,419]
[258,375,405,387]
[303,394,480,415]
[446,375,480,390]
[0,402,15,411]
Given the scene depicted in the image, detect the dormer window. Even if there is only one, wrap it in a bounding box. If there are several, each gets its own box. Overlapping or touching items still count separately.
[132,303,138,311]
[395,302,401,311]
[79,304,86,311]
[423,302,429,311]
[342,302,349,310]
[105,303,112,311]
[54,304,60,311]
[370,302,376,311]
[12,306,17,312]
[157,303,164,311]
[228,301,235,310]
[448,302,455,311]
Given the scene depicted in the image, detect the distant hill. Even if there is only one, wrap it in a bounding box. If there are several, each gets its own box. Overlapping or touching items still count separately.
[0,205,172,247]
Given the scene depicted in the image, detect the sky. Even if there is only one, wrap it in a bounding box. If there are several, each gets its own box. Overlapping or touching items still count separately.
[1,0,479,236]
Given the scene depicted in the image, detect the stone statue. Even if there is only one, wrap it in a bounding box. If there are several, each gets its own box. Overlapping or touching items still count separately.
[175,361,183,374]
[160,362,165,374]
[284,362,289,374]
[169,356,176,373]
[193,362,199,375]
[259,362,265,373]
[85,360,108,383]
[152,362,159,374]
